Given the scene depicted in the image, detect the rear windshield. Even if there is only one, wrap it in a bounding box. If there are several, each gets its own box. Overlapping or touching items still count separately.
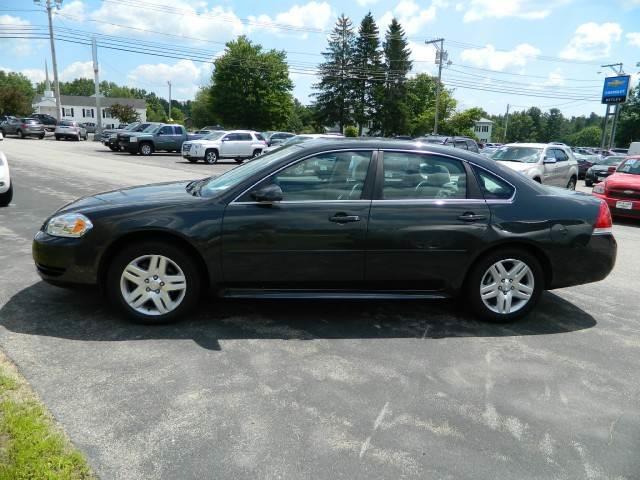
[22,118,40,124]
[203,131,225,140]
[58,120,75,126]
[255,133,265,141]
[596,156,625,165]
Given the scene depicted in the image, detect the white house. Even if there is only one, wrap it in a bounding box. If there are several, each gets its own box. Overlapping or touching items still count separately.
[32,92,147,128]
[473,118,493,143]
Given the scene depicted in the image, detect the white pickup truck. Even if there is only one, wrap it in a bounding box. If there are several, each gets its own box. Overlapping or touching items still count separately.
[492,143,579,190]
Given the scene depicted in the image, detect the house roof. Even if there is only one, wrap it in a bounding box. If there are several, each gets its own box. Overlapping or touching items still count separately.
[475,118,493,124]
[33,95,146,109]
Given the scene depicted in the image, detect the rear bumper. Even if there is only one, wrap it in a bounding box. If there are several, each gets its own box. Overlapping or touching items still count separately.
[548,234,617,289]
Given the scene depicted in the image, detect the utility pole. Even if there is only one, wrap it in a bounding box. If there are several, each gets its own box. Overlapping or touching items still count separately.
[167,81,172,121]
[92,36,102,138]
[503,104,510,142]
[37,0,63,120]
[425,38,446,135]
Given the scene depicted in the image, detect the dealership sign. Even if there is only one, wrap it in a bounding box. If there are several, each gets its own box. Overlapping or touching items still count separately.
[602,75,631,104]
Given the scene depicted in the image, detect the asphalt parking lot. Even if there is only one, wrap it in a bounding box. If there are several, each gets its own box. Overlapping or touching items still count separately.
[1,136,639,479]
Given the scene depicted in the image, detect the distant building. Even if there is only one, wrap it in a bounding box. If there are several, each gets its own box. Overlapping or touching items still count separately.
[473,118,493,143]
[32,92,147,128]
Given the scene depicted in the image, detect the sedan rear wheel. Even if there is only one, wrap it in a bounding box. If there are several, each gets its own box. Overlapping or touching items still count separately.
[0,184,13,207]
[107,241,201,323]
[18,129,25,139]
[467,249,543,322]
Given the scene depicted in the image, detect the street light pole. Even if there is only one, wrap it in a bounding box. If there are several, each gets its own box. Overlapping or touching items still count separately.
[425,38,445,135]
[92,36,102,137]
[37,0,63,120]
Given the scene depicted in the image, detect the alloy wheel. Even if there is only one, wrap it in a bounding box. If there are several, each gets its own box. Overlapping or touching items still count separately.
[119,254,187,316]
[567,178,576,190]
[140,144,152,156]
[480,258,534,315]
[205,151,217,164]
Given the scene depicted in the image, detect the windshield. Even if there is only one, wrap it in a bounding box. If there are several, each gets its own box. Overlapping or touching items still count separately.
[58,120,74,126]
[124,123,139,131]
[145,124,161,133]
[203,131,225,140]
[492,146,542,163]
[281,135,313,147]
[616,159,640,174]
[596,156,625,166]
[198,145,304,197]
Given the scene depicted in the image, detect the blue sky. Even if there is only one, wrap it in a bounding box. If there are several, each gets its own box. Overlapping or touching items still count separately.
[2,0,640,117]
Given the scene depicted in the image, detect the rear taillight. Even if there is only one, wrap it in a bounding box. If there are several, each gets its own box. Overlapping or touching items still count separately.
[593,201,613,235]
[608,166,616,174]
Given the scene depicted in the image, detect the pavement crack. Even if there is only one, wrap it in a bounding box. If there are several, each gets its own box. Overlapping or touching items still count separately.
[359,401,390,459]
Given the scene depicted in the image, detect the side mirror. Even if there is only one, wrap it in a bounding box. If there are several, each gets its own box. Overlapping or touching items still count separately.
[543,156,556,164]
[250,184,283,203]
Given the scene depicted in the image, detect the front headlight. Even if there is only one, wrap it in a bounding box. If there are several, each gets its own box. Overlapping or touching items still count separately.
[46,213,93,238]
[593,184,605,194]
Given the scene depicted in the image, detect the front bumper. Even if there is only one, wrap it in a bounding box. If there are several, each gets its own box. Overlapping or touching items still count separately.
[32,231,99,286]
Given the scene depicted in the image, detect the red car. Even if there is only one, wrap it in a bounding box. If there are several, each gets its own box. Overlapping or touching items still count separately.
[592,156,640,219]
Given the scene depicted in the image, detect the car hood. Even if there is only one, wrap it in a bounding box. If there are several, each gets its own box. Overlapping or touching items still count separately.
[496,161,538,173]
[605,173,640,189]
[590,164,616,172]
[57,181,195,214]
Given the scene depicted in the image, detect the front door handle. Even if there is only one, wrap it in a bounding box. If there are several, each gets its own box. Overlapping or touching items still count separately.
[458,212,487,222]
[330,213,361,223]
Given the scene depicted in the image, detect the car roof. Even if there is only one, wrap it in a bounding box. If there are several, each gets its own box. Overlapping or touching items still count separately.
[503,143,561,148]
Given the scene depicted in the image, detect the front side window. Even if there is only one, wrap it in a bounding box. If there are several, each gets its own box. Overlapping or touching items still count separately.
[223,133,237,142]
[242,151,372,202]
[381,152,467,200]
[159,126,173,135]
[475,168,515,200]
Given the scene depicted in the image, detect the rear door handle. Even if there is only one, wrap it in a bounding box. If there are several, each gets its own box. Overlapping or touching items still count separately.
[330,213,361,223]
[458,213,487,222]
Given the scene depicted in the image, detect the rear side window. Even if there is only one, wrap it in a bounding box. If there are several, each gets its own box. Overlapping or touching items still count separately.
[467,141,479,153]
[159,126,173,135]
[453,140,469,150]
[254,133,265,141]
[173,126,185,135]
[237,133,252,141]
[474,168,515,200]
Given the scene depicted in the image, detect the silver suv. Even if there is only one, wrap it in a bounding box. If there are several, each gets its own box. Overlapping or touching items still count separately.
[182,130,267,164]
[492,143,579,189]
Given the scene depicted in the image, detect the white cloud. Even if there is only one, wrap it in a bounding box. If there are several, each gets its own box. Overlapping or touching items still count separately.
[60,61,95,81]
[127,60,212,99]
[460,43,541,71]
[248,2,332,38]
[0,15,34,55]
[463,0,557,22]
[0,66,46,85]
[559,22,622,60]
[545,69,566,87]
[378,1,437,35]
[627,32,640,47]
[356,0,379,5]
[55,0,86,22]
[89,0,244,44]
[409,40,438,74]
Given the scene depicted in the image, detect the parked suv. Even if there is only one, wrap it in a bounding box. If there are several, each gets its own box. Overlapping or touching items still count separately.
[55,121,88,141]
[415,135,480,153]
[119,124,203,155]
[32,113,58,132]
[182,130,267,164]
[0,118,45,139]
[493,143,579,189]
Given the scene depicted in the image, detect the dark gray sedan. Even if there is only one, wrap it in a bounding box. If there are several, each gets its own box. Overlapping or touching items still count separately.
[585,156,626,186]
[33,140,616,324]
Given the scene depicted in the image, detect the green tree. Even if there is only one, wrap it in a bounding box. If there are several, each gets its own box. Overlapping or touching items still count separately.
[568,126,602,146]
[540,108,567,142]
[406,73,456,136]
[314,15,357,132]
[211,36,293,130]
[170,107,185,124]
[190,87,218,128]
[381,18,412,136]
[344,125,358,137]
[0,70,35,116]
[109,103,140,123]
[505,111,535,142]
[441,107,485,137]
[526,107,544,142]
[615,83,640,147]
[353,12,384,135]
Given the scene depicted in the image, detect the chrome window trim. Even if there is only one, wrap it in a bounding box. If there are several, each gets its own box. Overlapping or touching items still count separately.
[232,200,372,206]
[230,148,377,205]
[371,198,486,205]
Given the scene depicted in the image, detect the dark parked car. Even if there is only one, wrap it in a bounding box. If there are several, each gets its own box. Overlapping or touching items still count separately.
[118,124,203,155]
[32,140,617,324]
[0,117,45,139]
[414,135,480,153]
[262,131,296,146]
[82,122,96,133]
[32,113,58,132]
[585,156,626,186]
[103,122,157,151]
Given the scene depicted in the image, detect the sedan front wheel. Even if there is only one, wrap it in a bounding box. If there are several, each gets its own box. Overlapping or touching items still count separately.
[107,241,202,323]
[467,249,543,322]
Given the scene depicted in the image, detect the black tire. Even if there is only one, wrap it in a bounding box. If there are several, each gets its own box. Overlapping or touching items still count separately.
[533,177,542,183]
[187,158,199,163]
[204,149,218,165]
[466,248,544,323]
[585,180,593,187]
[235,158,243,164]
[55,135,61,141]
[0,184,13,207]
[106,241,202,324]
[252,149,262,158]
[566,176,577,190]
[18,129,25,139]
[108,146,117,151]
[139,142,153,156]
[38,134,45,140]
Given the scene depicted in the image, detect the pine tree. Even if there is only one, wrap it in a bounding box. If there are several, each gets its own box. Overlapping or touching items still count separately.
[353,13,384,135]
[314,14,356,132]
[382,19,412,136]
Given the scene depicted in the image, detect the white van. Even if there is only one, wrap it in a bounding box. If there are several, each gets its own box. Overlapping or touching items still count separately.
[628,142,640,156]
